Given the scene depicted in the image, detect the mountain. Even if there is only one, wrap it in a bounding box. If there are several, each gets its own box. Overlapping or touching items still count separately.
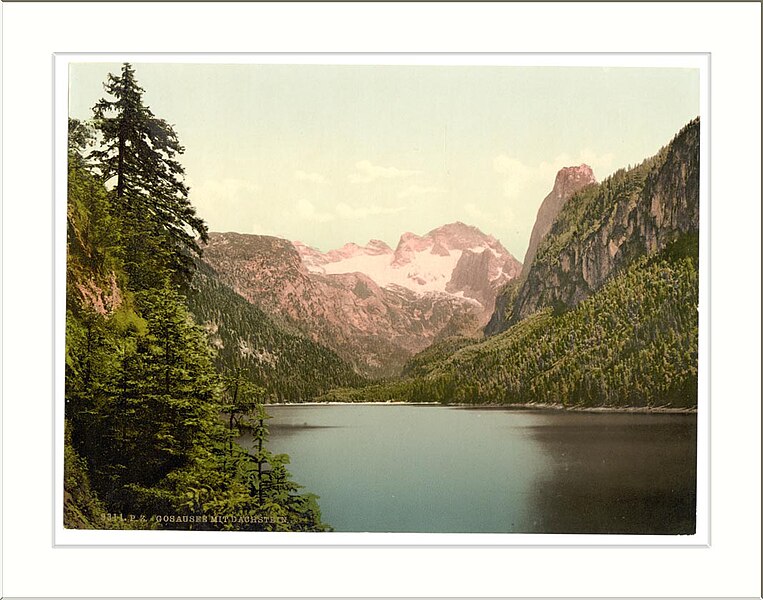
[296,222,521,316]
[200,230,487,377]
[321,118,700,408]
[185,261,365,401]
[484,164,596,335]
[521,164,597,275]
[489,118,699,332]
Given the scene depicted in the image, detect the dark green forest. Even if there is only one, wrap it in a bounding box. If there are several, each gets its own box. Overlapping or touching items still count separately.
[65,64,329,531]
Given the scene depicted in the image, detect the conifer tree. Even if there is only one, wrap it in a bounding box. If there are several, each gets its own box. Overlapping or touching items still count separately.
[90,63,207,287]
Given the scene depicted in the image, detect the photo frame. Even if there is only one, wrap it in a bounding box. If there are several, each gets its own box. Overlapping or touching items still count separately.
[6,2,754,594]
[54,52,710,548]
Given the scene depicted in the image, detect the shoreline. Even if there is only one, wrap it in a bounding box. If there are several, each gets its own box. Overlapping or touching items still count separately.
[263,401,697,414]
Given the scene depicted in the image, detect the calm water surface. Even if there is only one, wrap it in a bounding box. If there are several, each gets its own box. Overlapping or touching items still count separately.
[240,405,696,534]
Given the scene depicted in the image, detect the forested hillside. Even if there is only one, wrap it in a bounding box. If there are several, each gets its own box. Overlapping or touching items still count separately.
[65,64,329,531]
[320,239,698,408]
[506,118,700,325]
[186,262,365,401]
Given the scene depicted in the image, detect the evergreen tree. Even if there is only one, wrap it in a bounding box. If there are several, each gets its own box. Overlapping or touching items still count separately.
[66,75,330,530]
[90,63,207,287]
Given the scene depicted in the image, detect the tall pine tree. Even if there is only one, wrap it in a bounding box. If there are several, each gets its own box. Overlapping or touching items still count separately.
[90,63,207,288]
[65,66,329,532]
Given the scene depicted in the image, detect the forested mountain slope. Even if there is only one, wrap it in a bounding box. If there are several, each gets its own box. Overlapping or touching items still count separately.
[201,232,483,377]
[504,118,699,327]
[186,261,365,401]
[321,240,698,408]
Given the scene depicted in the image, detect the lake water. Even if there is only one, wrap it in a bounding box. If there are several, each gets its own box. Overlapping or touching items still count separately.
[240,405,696,534]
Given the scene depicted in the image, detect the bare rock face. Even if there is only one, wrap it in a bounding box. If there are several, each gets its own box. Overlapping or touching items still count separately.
[202,231,485,377]
[522,164,597,275]
[483,165,595,336]
[204,221,522,376]
[446,247,520,313]
[509,118,700,326]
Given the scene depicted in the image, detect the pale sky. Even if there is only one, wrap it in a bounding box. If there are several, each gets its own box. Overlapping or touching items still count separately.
[69,63,699,259]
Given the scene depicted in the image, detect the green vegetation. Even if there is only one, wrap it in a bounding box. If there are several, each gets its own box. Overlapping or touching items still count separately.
[90,63,207,287]
[321,237,698,408]
[401,335,479,378]
[185,262,365,402]
[504,117,699,326]
[65,67,699,533]
[65,64,328,531]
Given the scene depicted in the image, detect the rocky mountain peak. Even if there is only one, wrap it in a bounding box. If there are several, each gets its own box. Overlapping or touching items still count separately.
[511,119,699,325]
[554,164,596,191]
[366,239,393,255]
[521,164,597,273]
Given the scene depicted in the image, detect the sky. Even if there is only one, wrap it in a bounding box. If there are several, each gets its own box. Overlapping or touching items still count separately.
[69,63,699,260]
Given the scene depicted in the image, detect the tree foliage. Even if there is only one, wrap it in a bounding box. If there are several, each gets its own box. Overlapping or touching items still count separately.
[89,63,207,287]
[65,64,328,531]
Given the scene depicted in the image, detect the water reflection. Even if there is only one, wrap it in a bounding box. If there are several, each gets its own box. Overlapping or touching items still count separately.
[524,413,697,534]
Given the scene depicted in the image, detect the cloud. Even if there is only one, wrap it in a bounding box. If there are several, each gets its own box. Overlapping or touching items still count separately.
[349,160,421,184]
[335,202,407,220]
[397,185,443,199]
[464,202,491,221]
[188,177,263,230]
[492,156,536,200]
[289,198,407,224]
[294,198,335,223]
[295,170,329,184]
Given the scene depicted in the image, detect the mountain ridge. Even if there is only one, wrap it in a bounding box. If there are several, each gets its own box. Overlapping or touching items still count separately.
[508,118,699,326]
[294,221,521,312]
[485,163,596,335]
[319,118,700,408]
[200,228,492,377]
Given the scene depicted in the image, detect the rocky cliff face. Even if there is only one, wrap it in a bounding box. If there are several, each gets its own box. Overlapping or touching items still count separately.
[503,118,699,328]
[202,231,485,377]
[484,165,596,335]
[522,164,597,275]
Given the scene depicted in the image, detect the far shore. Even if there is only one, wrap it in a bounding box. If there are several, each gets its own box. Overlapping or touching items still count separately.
[262,401,697,414]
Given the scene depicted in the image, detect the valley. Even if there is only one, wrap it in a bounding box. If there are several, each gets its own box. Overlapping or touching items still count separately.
[190,119,700,411]
[63,61,702,535]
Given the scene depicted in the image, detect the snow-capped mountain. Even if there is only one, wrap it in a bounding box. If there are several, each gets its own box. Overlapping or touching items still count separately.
[295,222,521,310]
[201,224,520,377]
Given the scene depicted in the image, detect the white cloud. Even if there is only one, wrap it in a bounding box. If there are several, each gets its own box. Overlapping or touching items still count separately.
[397,185,443,199]
[492,156,536,200]
[188,177,263,231]
[349,160,421,184]
[295,170,329,184]
[464,202,491,221]
[335,202,407,220]
[294,198,335,223]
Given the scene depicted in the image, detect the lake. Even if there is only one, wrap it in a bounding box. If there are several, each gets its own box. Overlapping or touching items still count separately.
[239,404,696,534]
